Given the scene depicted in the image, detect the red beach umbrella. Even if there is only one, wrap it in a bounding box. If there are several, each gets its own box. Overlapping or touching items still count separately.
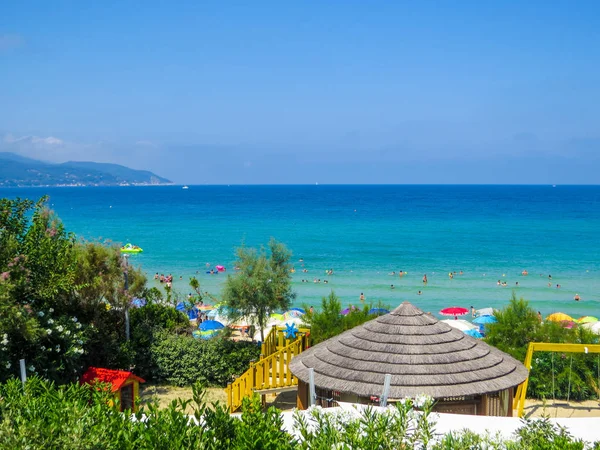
[440,307,469,317]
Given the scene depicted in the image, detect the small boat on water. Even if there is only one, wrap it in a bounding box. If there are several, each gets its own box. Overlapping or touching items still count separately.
[120,243,143,253]
[182,185,189,190]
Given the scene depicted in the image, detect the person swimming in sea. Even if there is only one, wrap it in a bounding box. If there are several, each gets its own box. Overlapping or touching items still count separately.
[417,290,422,295]
[471,306,476,317]
[390,284,395,289]
[574,293,581,301]
[423,274,428,284]
[360,293,365,302]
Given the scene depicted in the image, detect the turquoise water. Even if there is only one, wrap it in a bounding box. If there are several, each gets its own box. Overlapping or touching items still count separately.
[2,185,599,318]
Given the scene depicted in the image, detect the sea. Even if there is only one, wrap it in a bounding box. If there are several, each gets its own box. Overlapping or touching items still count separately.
[2,185,599,319]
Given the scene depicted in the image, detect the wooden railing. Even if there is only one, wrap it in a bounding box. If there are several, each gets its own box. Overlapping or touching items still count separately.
[225,330,310,412]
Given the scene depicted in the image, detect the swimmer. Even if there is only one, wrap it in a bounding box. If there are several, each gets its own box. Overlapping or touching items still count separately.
[360,293,365,302]
[471,306,476,317]
[515,281,519,286]
[390,284,395,289]
[556,284,561,289]
[423,274,428,284]
[399,270,404,277]
[548,274,552,280]
[154,272,159,280]
[418,290,422,295]
[548,282,552,287]
[389,271,396,276]
[522,270,528,276]
[574,293,581,301]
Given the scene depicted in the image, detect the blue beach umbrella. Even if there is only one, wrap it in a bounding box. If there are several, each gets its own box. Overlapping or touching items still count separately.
[464,329,484,339]
[473,315,497,325]
[199,320,225,331]
[369,308,390,315]
[131,298,146,308]
[289,307,306,314]
[193,329,219,340]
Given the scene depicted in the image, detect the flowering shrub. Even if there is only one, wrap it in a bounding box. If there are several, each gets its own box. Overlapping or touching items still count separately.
[0,378,597,449]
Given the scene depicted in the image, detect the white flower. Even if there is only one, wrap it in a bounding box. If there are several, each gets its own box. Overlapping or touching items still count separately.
[41,346,46,351]
[57,325,64,332]
[77,340,83,345]
[48,319,54,324]
[5,362,10,369]
[28,365,35,372]
[49,308,54,313]
[72,317,78,323]
[65,330,71,336]
[75,323,82,329]
[38,311,44,317]
[55,345,61,352]
[1,334,8,346]
[46,329,52,335]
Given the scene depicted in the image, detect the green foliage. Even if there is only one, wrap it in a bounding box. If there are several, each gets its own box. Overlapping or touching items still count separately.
[510,418,585,450]
[484,293,541,362]
[129,303,191,379]
[150,331,261,386]
[302,291,386,345]
[485,294,600,401]
[222,238,296,341]
[0,378,598,449]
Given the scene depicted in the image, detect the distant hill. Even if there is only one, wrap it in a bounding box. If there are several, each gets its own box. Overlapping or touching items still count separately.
[0,152,172,187]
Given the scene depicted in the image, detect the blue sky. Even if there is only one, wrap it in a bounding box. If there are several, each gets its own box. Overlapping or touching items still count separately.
[1,1,599,184]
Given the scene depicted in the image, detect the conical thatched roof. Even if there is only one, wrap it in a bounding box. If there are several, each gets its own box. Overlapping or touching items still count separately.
[290,302,528,399]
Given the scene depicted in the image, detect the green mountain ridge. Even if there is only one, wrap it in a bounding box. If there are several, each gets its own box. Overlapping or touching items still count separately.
[0,152,172,187]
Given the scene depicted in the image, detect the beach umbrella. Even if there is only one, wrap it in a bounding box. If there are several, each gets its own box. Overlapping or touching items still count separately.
[440,307,469,317]
[131,298,146,308]
[473,315,498,325]
[441,319,478,332]
[192,329,219,340]
[368,308,390,315]
[175,302,186,311]
[199,320,224,331]
[546,312,574,323]
[582,322,600,334]
[561,320,577,329]
[197,304,214,311]
[464,329,484,339]
[477,307,494,317]
[284,309,305,319]
[577,316,599,324]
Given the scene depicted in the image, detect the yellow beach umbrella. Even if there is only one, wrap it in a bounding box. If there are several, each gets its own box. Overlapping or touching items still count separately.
[577,316,599,324]
[546,312,574,323]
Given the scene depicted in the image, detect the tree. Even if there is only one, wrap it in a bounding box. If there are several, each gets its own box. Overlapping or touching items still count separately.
[484,293,540,361]
[221,239,296,341]
[302,291,384,345]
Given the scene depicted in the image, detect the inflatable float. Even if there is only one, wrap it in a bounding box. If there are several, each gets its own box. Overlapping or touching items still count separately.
[120,243,143,254]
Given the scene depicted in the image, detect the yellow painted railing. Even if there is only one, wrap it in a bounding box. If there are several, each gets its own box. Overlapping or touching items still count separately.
[225,330,310,412]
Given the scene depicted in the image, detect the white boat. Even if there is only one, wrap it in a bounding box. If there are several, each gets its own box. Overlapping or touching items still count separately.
[182,185,189,190]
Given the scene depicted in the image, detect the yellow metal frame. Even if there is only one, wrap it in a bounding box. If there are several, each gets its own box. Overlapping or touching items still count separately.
[513,342,600,417]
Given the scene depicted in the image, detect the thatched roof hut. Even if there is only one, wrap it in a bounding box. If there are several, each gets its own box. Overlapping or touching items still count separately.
[290,302,527,415]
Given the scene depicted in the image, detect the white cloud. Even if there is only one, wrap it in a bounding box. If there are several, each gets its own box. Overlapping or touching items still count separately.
[3,134,63,146]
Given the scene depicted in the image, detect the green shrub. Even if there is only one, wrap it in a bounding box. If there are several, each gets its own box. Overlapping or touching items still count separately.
[302,291,387,345]
[150,332,261,386]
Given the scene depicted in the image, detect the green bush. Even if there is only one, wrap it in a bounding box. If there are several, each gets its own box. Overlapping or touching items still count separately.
[0,377,598,449]
[302,291,387,345]
[150,332,261,386]
[485,294,600,401]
